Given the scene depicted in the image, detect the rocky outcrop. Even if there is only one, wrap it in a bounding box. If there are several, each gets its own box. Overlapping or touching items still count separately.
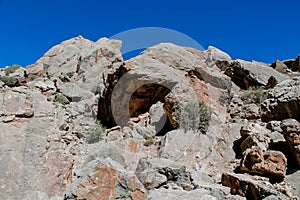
[281,119,300,166]
[64,158,146,200]
[221,173,293,199]
[223,60,288,89]
[283,55,300,72]
[135,157,194,191]
[261,78,300,122]
[270,60,288,74]
[0,36,299,200]
[240,146,287,179]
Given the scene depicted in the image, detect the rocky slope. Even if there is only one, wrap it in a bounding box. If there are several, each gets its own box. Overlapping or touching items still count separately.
[0,36,299,200]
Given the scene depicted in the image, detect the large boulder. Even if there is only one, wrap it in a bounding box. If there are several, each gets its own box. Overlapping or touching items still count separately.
[0,87,34,119]
[64,157,146,200]
[98,43,229,132]
[148,187,246,200]
[240,146,287,179]
[223,60,288,89]
[283,55,300,72]
[280,119,300,166]
[261,78,300,122]
[221,172,293,199]
[135,157,194,191]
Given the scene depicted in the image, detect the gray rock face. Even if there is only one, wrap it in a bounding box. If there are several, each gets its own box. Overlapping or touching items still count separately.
[148,187,246,200]
[0,87,34,118]
[281,119,300,166]
[224,60,289,89]
[261,78,300,122]
[239,122,272,152]
[270,60,288,73]
[283,55,300,72]
[64,157,146,200]
[221,173,293,200]
[135,157,194,191]
[1,36,299,200]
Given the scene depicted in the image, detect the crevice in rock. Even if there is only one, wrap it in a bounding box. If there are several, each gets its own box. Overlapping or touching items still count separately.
[269,141,299,175]
[129,84,171,117]
[262,100,300,122]
[97,66,177,130]
[155,115,173,136]
[97,64,129,127]
[224,62,264,89]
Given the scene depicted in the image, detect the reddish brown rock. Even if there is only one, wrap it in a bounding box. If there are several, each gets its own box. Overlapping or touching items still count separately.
[281,119,300,166]
[221,172,292,199]
[240,147,287,179]
[65,158,146,200]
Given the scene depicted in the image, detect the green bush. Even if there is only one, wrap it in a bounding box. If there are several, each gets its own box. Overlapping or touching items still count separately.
[241,86,268,105]
[92,85,102,95]
[174,101,211,132]
[56,93,70,105]
[1,76,18,87]
[143,136,154,146]
[5,64,21,75]
[87,121,106,144]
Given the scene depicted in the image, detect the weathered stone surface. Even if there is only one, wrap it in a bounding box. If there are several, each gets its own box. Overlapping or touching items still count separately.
[262,78,300,122]
[0,87,34,118]
[142,43,202,72]
[221,173,292,199]
[283,55,300,72]
[64,157,146,200]
[240,122,270,139]
[238,122,273,154]
[148,187,246,200]
[223,60,288,89]
[242,103,260,120]
[270,60,288,74]
[240,147,287,179]
[98,55,181,128]
[266,121,283,133]
[281,119,300,166]
[1,37,300,199]
[204,46,232,69]
[135,157,194,191]
[194,64,233,90]
[149,101,169,134]
[285,170,300,198]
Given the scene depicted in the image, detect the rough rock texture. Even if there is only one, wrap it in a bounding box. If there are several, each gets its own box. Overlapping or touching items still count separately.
[283,55,300,72]
[281,119,300,166]
[135,157,194,191]
[221,173,293,200]
[64,158,146,200]
[262,78,300,122]
[240,146,287,179]
[0,36,299,200]
[222,60,288,89]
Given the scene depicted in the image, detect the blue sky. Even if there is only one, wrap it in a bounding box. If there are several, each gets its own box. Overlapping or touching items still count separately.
[0,0,299,68]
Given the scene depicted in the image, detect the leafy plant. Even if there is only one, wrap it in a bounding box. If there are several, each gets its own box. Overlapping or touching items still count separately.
[143,136,154,146]
[87,121,106,144]
[56,93,70,105]
[1,76,18,87]
[5,64,21,75]
[241,86,268,105]
[174,101,211,132]
[92,85,102,95]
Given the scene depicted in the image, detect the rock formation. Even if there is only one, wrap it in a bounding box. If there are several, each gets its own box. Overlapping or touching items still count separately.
[0,36,299,199]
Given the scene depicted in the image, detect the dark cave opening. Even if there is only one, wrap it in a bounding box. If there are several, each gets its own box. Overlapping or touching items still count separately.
[98,82,175,136]
[129,83,174,136]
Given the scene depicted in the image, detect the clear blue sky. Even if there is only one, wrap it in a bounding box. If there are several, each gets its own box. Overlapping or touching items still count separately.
[0,0,299,68]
